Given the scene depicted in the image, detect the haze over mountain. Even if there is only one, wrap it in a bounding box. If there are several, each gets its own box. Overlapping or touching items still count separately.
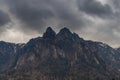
[0,27,120,80]
[0,0,120,47]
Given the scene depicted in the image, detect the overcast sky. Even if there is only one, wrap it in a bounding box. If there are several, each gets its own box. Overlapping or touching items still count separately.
[0,0,120,47]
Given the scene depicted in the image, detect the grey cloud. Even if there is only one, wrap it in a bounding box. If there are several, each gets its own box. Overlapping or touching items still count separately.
[0,10,10,26]
[6,0,87,33]
[110,0,120,9]
[0,10,11,34]
[77,0,114,18]
[7,0,54,32]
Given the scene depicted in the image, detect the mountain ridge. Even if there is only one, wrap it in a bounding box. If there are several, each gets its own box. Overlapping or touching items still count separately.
[0,27,120,80]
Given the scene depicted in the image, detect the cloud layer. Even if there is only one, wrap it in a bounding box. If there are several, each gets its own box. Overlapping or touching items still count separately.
[7,0,88,32]
[77,0,114,18]
[0,0,120,47]
[0,10,10,26]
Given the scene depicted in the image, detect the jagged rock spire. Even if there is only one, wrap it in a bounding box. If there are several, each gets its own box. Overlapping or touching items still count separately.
[59,27,72,35]
[56,27,73,39]
[43,27,56,39]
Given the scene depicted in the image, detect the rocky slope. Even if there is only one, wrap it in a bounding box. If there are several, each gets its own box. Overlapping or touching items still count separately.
[0,27,120,80]
[0,41,24,72]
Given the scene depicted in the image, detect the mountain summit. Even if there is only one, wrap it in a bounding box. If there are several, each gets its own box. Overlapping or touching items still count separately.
[58,27,72,35]
[0,27,120,80]
[43,27,56,39]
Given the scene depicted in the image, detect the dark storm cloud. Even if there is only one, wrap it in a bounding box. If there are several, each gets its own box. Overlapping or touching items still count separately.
[6,0,87,32]
[5,0,115,33]
[0,9,11,34]
[0,10,10,26]
[110,0,120,9]
[14,6,53,26]
[6,0,54,31]
[77,0,114,18]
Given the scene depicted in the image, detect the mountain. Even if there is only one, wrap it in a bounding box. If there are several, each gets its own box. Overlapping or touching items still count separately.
[0,41,24,72]
[0,27,120,80]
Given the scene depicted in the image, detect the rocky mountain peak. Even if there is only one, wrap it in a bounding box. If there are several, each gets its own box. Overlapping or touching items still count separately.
[43,27,56,39]
[56,27,73,39]
[58,27,72,35]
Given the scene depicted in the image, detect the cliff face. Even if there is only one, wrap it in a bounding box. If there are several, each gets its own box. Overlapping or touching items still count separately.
[0,41,23,72]
[0,27,120,80]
